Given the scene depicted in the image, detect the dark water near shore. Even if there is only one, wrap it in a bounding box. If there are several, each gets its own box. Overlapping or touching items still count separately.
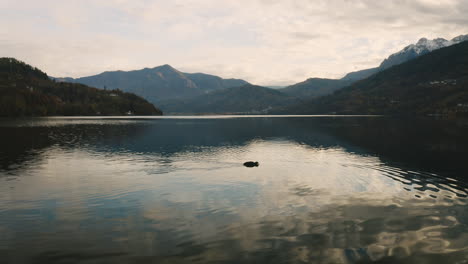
[0,116,467,264]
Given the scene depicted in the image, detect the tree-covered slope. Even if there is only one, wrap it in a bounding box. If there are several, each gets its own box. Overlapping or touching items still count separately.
[286,34,468,98]
[342,35,468,82]
[158,84,299,114]
[275,41,468,116]
[0,58,162,116]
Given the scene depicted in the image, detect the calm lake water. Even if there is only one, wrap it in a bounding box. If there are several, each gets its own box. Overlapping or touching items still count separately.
[0,116,467,264]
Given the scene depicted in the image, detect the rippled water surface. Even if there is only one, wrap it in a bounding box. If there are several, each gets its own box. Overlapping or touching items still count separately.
[0,116,467,263]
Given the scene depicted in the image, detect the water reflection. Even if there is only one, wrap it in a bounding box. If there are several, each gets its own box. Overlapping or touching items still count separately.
[0,117,467,263]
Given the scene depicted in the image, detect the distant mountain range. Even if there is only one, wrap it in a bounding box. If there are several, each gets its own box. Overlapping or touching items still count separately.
[159,84,298,114]
[281,34,468,98]
[4,33,468,116]
[274,41,468,116]
[49,34,468,115]
[0,58,162,116]
[55,65,249,104]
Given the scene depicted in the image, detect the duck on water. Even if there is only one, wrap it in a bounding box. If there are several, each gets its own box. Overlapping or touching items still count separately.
[243,161,259,167]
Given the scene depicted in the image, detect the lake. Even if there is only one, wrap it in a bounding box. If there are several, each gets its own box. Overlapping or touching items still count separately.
[0,116,467,263]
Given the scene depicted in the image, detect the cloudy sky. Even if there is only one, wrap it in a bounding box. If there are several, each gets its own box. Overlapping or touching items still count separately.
[1,0,468,85]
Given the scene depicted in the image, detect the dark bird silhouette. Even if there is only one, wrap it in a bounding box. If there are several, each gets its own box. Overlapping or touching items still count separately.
[243,161,259,167]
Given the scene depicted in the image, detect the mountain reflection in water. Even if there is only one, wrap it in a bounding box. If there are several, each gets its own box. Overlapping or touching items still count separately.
[0,116,467,264]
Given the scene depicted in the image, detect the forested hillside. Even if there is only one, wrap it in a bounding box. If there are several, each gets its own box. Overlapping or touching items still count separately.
[275,41,468,116]
[159,84,298,114]
[0,58,162,116]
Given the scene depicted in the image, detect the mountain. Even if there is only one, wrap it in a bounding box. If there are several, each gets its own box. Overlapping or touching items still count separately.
[0,58,162,116]
[342,34,468,81]
[158,84,299,114]
[379,36,468,69]
[341,67,380,82]
[284,34,468,99]
[266,86,287,89]
[183,72,248,92]
[279,78,353,98]
[57,65,249,105]
[274,41,468,116]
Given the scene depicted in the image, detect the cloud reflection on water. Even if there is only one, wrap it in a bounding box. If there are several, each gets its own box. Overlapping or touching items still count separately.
[0,117,467,263]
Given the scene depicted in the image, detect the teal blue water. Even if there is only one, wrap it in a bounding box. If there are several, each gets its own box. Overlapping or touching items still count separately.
[0,116,467,263]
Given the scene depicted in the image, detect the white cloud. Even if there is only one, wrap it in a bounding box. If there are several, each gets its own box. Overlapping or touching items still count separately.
[1,0,467,85]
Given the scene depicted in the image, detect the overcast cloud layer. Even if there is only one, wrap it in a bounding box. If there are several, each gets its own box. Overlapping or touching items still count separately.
[1,0,468,85]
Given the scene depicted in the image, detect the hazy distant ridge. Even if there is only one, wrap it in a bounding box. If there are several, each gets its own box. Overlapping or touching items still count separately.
[56,65,250,105]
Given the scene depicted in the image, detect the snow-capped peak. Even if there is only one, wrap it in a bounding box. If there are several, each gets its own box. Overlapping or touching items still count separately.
[379,34,468,70]
[452,34,468,43]
[400,37,449,55]
[398,34,468,56]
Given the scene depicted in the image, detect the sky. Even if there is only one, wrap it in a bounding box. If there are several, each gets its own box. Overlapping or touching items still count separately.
[1,0,468,86]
